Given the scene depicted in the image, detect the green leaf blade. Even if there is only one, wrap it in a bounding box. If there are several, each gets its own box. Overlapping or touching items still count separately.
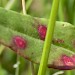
[0,25,75,70]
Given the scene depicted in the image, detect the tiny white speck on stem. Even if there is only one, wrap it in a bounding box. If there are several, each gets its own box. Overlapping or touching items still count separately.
[13,61,20,68]
[15,55,20,75]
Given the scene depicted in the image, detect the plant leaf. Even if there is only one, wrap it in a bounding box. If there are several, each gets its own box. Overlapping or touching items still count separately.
[0,25,75,70]
[0,7,75,70]
[0,7,75,51]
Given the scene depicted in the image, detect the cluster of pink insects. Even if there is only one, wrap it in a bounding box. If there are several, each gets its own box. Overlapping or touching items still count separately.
[13,25,75,69]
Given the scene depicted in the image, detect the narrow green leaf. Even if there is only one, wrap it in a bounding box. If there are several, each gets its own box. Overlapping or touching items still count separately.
[0,7,75,52]
[0,25,75,70]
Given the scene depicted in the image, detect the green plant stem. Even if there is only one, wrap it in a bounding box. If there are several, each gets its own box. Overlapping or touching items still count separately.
[73,1,75,25]
[37,0,60,75]
[0,45,5,54]
[26,0,33,11]
[58,0,65,21]
[65,70,72,75]
[15,55,20,75]
[5,0,15,10]
[22,0,26,15]
[30,62,35,75]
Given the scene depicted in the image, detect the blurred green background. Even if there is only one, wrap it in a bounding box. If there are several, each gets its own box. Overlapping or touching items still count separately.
[0,0,75,75]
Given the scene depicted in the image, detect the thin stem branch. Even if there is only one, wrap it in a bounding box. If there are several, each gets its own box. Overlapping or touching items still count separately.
[73,2,75,25]
[30,62,35,75]
[5,0,15,10]
[65,70,72,75]
[0,45,5,54]
[22,0,26,15]
[58,0,65,21]
[37,0,60,75]
[15,55,20,75]
[26,0,33,11]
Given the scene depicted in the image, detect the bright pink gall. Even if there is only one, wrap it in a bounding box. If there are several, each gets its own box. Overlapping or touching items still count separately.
[61,55,74,66]
[38,25,47,40]
[13,36,27,49]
